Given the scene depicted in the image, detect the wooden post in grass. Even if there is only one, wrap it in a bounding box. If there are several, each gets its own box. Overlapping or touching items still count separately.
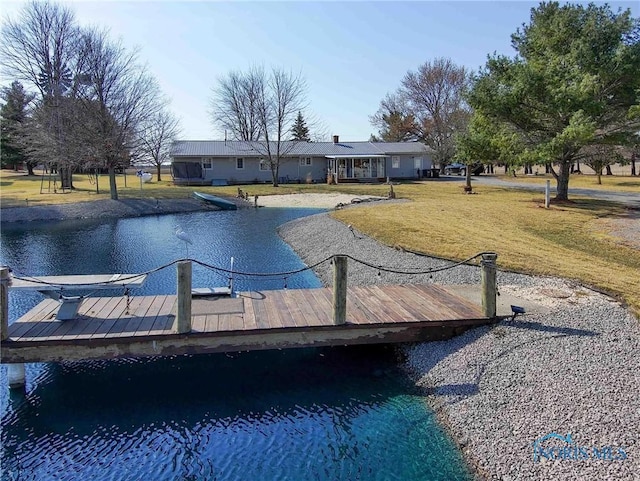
[174,260,192,333]
[481,253,498,318]
[333,256,347,325]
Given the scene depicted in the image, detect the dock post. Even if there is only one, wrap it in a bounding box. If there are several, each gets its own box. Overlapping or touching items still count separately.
[333,255,347,325]
[1,267,10,341]
[174,260,192,333]
[8,364,26,390]
[481,253,498,318]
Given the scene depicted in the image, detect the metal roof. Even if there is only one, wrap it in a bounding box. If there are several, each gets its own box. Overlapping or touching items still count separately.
[171,140,431,158]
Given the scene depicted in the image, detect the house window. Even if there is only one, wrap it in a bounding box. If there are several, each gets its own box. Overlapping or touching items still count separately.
[299,157,312,166]
[392,156,400,169]
[259,159,270,171]
[202,158,212,169]
[236,158,244,170]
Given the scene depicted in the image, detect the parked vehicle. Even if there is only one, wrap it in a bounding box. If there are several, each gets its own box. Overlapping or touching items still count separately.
[444,163,485,176]
[444,163,467,175]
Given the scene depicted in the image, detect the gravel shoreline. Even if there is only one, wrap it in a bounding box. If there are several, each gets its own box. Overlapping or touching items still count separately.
[0,197,250,224]
[0,194,386,224]
[279,214,639,481]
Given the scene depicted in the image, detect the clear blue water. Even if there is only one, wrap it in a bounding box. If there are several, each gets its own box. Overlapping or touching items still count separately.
[0,208,472,481]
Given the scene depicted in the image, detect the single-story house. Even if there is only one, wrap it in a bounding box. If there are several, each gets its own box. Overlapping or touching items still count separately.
[170,136,433,185]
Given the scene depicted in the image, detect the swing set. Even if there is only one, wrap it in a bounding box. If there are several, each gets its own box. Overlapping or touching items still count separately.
[39,163,70,194]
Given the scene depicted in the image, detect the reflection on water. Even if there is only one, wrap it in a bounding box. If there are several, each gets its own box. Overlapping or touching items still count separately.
[0,209,472,480]
[1,208,323,322]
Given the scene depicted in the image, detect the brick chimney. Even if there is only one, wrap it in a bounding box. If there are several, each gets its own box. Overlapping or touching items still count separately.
[333,135,339,144]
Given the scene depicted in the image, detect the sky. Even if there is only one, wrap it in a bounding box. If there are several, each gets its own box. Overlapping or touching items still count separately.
[2,1,639,141]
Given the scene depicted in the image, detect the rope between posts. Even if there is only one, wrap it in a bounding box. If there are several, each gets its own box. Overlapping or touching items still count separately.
[7,251,496,287]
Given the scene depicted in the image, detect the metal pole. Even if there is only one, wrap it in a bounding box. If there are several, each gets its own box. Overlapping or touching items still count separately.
[545,180,550,208]
[230,257,234,297]
[333,256,347,325]
[481,253,498,318]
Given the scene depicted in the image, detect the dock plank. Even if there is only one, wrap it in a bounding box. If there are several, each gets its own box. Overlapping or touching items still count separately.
[250,293,271,330]
[1,284,494,364]
[345,289,383,325]
[397,285,457,321]
[239,294,257,331]
[262,291,284,329]
[293,289,325,327]
[9,299,63,340]
[227,313,245,331]
[40,297,105,341]
[134,295,171,336]
[109,295,158,338]
[148,297,177,335]
[372,286,422,322]
[90,297,133,338]
[191,314,207,333]
[74,297,127,340]
[369,286,425,322]
[349,287,389,324]
[270,290,296,328]
[102,295,149,336]
[278,290,307,328]
[285,290,319,327]
[427,285,485,318]
[205,314,220,333]
[305,288,333,325]
[218,312,231,332]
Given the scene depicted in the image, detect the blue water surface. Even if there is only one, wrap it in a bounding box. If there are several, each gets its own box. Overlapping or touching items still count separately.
[0,208,473,481]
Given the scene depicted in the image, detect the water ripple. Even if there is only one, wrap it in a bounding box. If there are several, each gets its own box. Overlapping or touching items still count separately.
[1,209,472,481]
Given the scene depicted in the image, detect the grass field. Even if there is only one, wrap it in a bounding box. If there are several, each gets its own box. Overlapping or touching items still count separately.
[333,182,640,317]
[0,170,390,207]
[493,173,640,192]
[2,169,639,316]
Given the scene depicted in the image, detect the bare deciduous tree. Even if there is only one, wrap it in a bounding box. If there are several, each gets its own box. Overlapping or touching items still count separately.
[402,58,471,169]
[211,66,307,186]
[75,28,160,199]
[138,106,181,181]
[0,0,81,187]
[211,67,264,141]
[371,58,471,169]
[369,92,415,142]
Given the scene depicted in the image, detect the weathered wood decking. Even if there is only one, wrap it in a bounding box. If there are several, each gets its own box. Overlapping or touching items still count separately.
[1,284,491,363]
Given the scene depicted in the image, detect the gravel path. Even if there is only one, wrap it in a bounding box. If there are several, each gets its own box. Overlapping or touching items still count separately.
[592,211,640,250]
[470,176,640,209]
[279,213,640,481]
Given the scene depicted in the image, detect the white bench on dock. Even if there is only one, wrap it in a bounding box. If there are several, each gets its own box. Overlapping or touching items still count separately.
[10,274,148,320]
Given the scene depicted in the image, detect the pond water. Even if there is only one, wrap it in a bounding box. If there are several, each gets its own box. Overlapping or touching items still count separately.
[0,208,472,481]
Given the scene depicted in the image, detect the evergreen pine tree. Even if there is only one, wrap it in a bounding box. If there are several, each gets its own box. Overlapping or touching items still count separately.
[1,81,35,172]
[290,111,310,141]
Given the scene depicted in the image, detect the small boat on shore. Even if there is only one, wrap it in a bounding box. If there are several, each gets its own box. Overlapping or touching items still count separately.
[192,191,237,210]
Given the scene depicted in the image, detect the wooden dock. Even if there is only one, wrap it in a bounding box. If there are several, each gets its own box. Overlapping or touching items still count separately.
[0,284,491,364]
